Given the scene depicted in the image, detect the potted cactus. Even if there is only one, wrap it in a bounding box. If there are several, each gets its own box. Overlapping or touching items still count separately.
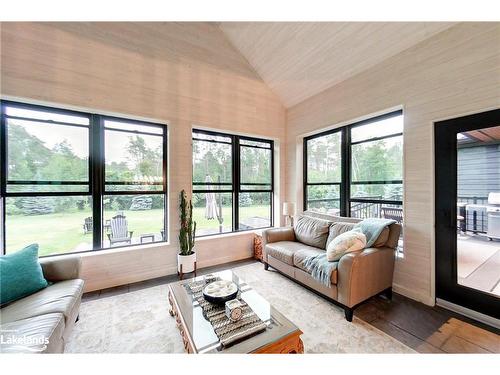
[178,190,197,276]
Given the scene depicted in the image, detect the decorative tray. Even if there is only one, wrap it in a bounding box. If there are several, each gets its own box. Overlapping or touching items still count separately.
[202,280,239,304]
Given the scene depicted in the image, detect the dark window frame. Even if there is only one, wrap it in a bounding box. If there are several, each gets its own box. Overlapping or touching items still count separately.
[0,100,168,257]
[192,129,274,237]
[303,110,403,218]
[435,108,500,318]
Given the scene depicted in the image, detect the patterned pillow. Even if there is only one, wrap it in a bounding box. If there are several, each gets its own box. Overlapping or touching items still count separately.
[326,230,367,262]
[326,221,357,248]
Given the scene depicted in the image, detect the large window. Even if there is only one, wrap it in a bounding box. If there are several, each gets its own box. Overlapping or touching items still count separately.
[0,101,167,257]
[192,130,273,236]
[304,110,403,225]
[304,130,342,214]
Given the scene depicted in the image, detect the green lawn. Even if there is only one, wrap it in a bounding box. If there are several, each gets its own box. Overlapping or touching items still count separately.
[6,205,269,256]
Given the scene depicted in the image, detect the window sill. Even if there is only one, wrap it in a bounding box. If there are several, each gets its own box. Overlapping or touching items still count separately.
[78,241,171,257]
[196,228,274,242]
[46,229,273,259]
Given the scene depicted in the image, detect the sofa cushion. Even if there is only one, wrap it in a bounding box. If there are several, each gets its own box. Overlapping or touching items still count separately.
[326,221,390,248]
[0,244,48,305]
[266,241,321,266]
[0,279,84,325]
[0,313,65,353]
[293,248,338,284]
[293,215,332,249]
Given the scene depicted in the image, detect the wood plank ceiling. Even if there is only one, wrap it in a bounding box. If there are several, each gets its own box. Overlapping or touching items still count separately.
[464,126,500,143]
[219,22,457,108]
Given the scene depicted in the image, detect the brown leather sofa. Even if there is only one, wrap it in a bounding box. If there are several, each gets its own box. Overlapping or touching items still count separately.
[0,255,84,353]
[262,213,401,321]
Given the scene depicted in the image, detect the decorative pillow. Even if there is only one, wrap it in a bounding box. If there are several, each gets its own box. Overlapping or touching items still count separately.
[293,215,332,249]
[326,221,357,249]
[0,244,48,305]
[326,230,367,262]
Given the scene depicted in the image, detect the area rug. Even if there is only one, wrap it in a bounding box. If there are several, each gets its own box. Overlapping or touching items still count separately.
[65,262,414,353]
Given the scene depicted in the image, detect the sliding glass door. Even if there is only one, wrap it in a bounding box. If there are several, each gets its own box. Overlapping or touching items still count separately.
[435,109,500,319]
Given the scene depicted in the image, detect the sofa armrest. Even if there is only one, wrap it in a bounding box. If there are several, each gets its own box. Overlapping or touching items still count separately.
[262,227,295,246]
[337,246,395,308]
[261,227,295,263]
[39,255,82,282]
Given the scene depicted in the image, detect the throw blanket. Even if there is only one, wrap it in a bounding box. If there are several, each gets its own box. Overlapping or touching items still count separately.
[303,218,396,287]
[353,218,396,247]
[303,254,338,288]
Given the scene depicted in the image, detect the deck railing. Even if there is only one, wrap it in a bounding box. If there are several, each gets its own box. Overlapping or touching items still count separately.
[306,196,403,222]
[457,196,488,233]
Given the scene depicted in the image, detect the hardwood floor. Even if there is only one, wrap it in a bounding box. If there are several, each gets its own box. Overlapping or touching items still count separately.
[355,291,499,353]
[82,259,499,354]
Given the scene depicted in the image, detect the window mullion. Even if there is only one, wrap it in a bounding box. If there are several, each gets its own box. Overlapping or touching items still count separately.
[0,102,6,254]
[270,140,275,227]
[162,129,168,242]
[233,135,240,232]
[91,114,103,250]
[342,126,351,217]
[303,137,308,211]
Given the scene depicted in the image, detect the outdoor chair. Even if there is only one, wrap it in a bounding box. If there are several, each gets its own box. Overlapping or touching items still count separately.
[381,207,403,223]
[83,216,93,234]
[107,214,134,246]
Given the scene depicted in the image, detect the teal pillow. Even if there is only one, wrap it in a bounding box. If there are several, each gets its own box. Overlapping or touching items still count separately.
[0,244,48,305]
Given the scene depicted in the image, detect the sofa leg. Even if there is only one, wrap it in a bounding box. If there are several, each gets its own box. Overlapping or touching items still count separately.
[264,262,269,271]
[382,287,393,301]
[344,307,353,322]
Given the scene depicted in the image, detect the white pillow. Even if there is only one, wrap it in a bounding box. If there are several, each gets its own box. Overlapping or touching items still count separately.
[326,230,367,262]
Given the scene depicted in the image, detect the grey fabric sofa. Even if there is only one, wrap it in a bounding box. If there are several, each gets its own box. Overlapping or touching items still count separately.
[262,213,401,321]
[0,255,84,353]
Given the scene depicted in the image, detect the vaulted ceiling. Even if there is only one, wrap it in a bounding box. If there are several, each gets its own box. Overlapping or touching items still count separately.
[219,22,457,107]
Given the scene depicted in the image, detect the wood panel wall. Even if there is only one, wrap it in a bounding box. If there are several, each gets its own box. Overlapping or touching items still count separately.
[2,22,499,305]
[286,22,500,305]
[0,22,286,292]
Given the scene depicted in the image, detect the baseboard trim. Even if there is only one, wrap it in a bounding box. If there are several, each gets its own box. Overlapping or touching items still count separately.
[196,254,253,270]
[393,283,435,306]
[436,298,500,329]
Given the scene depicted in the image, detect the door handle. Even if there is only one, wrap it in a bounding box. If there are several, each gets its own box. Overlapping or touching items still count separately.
[439,209,456,230]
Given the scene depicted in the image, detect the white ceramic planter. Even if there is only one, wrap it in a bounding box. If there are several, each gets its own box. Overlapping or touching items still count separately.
[177,252,196,273]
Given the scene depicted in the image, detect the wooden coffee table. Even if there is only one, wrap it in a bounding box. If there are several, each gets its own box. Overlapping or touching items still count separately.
[168,269,304,354]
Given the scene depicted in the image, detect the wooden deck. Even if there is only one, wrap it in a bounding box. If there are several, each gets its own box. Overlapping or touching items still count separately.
[457,234,500,297]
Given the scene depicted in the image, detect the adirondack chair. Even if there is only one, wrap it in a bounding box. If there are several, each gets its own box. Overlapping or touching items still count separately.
[83,217,93,234]
[381,206,403,223]
[107,214,134,246]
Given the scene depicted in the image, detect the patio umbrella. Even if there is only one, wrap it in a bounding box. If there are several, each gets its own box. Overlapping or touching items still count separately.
[204,175,218,220]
